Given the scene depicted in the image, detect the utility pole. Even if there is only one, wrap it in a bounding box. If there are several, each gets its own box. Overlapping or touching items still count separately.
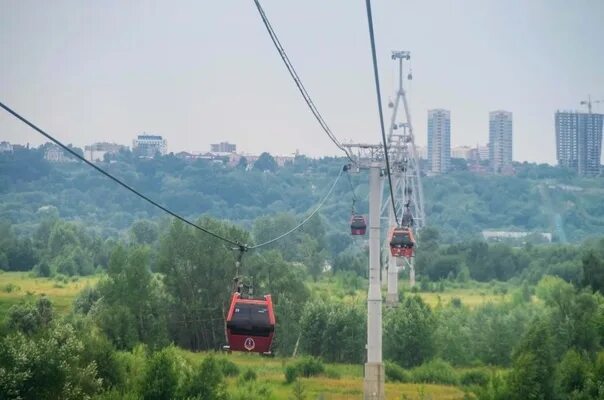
[343,145,385,400]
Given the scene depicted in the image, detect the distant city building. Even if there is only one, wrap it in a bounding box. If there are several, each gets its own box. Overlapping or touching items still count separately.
[133,134,167,157]
[414,145,427,160]
[489,110,513,173]
[555,111,603,176]
[451,146,473,160]
[0,141,13,153]
[478,144,489,161]
[84,142,127,162]
[427,109,451,174]
[44,144,74,163]
[210,142,237,153]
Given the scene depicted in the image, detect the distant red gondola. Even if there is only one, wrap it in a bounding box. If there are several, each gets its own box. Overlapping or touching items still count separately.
[225,292,275,355]
[389,227,415,258]
[350,215,367,235]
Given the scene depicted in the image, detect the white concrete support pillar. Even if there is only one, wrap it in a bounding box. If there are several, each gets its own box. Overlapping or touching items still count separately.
[409,257,416,287]
[364,163,385,400]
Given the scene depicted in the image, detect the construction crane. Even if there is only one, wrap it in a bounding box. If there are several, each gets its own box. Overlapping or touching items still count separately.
[580,95,602,114]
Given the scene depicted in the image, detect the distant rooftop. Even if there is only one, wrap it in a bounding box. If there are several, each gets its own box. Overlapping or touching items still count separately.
[137,134,163,140]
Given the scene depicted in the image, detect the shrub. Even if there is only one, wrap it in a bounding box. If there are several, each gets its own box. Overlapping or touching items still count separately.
[450,297,462,308]
[241,368,257,382]
[1,283,19,293]
[296,356,325,377]
[284,356,325,383]
[411,359,459,385]
[285,364,298,384]
[385,361,411,383]
[460,369,490,386]
[219,358,240,377]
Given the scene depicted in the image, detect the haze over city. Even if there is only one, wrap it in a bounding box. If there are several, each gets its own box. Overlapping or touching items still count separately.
[1,0,603,163]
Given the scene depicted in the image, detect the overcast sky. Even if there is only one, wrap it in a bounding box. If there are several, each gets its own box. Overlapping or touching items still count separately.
[1,0,603,164]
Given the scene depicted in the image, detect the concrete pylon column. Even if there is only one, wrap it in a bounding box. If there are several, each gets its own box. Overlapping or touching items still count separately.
[364,163,385,400]
[409,257,416,287]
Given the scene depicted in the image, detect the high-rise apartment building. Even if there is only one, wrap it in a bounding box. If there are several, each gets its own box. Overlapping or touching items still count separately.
[489,111,513,173]
[427,109,451,174]
[555,111,603,176]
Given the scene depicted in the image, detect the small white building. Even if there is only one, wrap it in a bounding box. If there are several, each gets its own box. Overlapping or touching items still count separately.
[84,142,127,162]
[0,141,13,153]
[44,144,76,163]
[133,134,167,157]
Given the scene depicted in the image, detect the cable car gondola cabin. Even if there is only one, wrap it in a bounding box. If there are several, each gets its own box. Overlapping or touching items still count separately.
[389,227,415,258]
[225,292,275,355]
[350,215,367,235]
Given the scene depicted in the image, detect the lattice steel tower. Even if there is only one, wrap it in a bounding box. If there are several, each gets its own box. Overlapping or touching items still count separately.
[381,51,425,302]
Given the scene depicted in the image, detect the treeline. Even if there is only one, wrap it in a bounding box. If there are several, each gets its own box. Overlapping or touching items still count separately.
[3,145,604,243]
[416,227,604,286]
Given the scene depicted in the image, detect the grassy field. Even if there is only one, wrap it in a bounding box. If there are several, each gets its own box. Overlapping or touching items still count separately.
[179,350,466,400]
[417,288,510,308]
[0,271,99,319]
[314,276,510,309]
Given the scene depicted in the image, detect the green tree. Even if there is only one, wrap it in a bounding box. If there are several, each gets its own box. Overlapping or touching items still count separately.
[384,295,436,368]
[129,220,159,245]
[582,250,604,293]
[96,246,168,350]
[6,296,53,335]
[0,323,101,400]
[180,355,228,400]
[555,349,590,398]
[253,152,278,172]
[507,319,555,400]
[139,347,179,400]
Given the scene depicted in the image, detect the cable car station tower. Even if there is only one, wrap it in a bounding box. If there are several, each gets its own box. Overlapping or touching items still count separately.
[382,51,425,303]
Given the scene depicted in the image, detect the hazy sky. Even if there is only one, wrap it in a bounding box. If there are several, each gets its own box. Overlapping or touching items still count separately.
[1,0,603,164]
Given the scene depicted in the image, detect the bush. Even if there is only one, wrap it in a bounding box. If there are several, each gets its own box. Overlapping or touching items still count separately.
[460,369,490,386]
[1,283,19,293]
[284,364,298,384]
[241,368,257,382]
[296,356,325,377]
[385,361,411,383]
[284,356,325,384]
[219,358,240,377]
[411,359,459,385]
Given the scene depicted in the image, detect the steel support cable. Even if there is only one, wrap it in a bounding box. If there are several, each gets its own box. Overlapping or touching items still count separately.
[249,165,344,249]
[344,165,358,213]
[0,101,243,248]
[252,0,354,163]
[364,0,399,225]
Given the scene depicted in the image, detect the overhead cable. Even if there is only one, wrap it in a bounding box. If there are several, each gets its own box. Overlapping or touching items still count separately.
[363,0,400,225]
[249,165,344,249]
[253,0,354,163]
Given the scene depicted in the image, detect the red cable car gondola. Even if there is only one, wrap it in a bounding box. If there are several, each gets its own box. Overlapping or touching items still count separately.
[389,226,415,258]
[225,292,275,355]
[350,215,367,235]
